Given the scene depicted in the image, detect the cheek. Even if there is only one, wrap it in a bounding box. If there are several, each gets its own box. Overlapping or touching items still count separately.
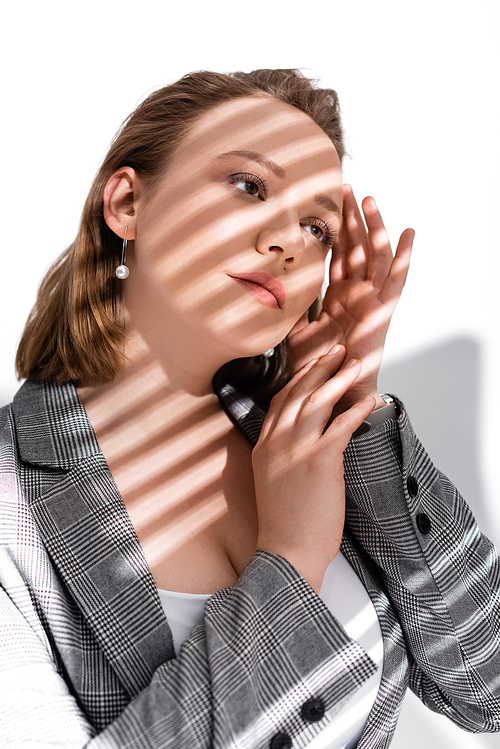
[288,254,327,312]
[141,194,254,280]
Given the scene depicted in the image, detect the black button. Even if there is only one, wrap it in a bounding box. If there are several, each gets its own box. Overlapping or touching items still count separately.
[301,697,325,722]
[416,513,431,534]
[270,733,292,749]
[407,476,419,497]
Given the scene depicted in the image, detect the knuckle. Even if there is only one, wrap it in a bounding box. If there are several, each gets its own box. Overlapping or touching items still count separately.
[269,390,285,409]
[286,381,307,402]
[254,435,284,461]
[306,390,322,405]
[332,412,351,431]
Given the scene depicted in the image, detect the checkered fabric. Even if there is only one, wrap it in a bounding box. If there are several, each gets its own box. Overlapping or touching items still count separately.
[0,379,499,748]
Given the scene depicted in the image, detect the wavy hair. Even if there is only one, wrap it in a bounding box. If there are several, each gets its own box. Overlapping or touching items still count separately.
[16,69,344,402]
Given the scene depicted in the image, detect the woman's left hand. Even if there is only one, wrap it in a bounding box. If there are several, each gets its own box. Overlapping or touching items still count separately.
[287,184,414,412]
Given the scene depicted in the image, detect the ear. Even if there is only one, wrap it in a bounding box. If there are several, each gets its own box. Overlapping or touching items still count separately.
[103,166,142,240]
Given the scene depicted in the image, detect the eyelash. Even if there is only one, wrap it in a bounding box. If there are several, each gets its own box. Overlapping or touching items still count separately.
[228,172,268,199]
[306,220,337,249]
[228,171,336,248]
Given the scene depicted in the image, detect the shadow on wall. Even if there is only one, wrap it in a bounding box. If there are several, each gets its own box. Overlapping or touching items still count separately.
[380,335,500,749]
[379,335,493,537]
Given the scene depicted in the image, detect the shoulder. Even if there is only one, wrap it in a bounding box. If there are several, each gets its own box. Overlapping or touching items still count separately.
[0,380,66,521]
[0,393,27,544]
[0,380,47,474]
[0,399,19,479]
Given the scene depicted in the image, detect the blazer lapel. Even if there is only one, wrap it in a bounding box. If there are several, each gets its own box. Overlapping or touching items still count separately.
[12,380,174,698]
[215,381,266,446]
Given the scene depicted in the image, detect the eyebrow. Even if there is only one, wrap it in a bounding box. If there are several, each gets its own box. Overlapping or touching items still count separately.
[314,193,342,220]
[217,150,286,179]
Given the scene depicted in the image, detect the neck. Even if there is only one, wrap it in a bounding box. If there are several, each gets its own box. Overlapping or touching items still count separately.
[76,324,234,451]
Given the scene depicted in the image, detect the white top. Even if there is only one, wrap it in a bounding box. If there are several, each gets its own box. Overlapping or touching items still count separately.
[158,551,383,749]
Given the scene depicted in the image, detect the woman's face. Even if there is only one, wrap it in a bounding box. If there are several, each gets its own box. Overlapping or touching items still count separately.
[126,95,343,359]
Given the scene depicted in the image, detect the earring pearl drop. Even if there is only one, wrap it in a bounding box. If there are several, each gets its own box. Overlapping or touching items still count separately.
[116,264,129,279]
[116,227,130,279]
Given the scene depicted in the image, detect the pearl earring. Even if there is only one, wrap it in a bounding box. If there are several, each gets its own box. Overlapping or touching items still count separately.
[116,227,130,279]
[264,348,275,358]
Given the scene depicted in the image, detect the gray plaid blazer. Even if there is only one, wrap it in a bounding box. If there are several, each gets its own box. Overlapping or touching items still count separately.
[0,379,499,748]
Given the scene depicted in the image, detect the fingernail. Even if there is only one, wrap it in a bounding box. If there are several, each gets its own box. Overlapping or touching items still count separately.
[327,344,342,355]
[344,358,359,368]
[303,358,318,370]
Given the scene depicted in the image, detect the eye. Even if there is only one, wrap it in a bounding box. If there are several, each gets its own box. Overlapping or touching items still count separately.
[229,173,267,200]
[239,180,260,197]
[304,224,325,241]
[303,220,336,247]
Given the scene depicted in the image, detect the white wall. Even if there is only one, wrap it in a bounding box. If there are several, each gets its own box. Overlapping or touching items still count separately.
[1,1,499,745]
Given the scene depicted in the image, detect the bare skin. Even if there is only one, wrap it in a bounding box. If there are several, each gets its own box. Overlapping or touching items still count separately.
[78,96,413,595]
[80,361,259,593]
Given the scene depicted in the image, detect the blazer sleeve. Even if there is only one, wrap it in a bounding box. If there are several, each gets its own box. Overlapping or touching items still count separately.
[343,399,500,734]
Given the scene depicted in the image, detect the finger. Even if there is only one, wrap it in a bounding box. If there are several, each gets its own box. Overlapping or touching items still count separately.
[379,228,414,304]
[259,346,345,441]
[343,184,369,279]
[284,358,364,442]
[321,395,376,451]
[362,196,393,286]
[329,222,348,284]
[261,347,348,439]
[321,242,344,315]
[287,314,339,371]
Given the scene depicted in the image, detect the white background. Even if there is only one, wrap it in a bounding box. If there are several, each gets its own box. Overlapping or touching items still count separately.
[1,1,499,746]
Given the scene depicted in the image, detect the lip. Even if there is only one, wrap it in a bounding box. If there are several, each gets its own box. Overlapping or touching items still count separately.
[228,272,286,310]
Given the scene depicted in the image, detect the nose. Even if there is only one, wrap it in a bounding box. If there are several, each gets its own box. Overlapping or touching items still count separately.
[255,217,306,267]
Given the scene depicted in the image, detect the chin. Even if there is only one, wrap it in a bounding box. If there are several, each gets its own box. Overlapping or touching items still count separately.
[231,336,285,360]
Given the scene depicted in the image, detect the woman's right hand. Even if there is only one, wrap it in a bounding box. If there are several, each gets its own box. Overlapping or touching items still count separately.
[252,345,376,593]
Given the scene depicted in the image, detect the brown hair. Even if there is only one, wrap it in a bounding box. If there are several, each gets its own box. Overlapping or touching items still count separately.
[16,69,344,401]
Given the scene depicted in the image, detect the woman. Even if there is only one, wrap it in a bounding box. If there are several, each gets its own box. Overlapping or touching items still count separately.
[1,70,499,748]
